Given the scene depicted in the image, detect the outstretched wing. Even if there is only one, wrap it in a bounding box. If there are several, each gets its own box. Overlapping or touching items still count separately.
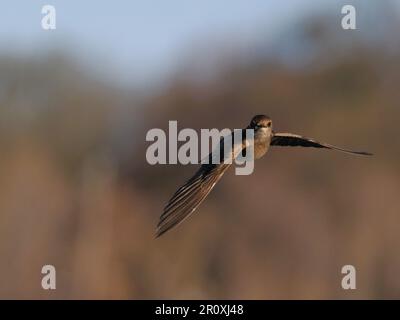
[270,133,372,156]
[156,132,248,237]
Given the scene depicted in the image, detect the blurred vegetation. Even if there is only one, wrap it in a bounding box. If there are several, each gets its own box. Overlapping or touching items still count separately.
[0,11,400,299]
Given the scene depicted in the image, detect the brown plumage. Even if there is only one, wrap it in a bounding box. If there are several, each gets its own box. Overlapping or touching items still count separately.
[156,115,372,237]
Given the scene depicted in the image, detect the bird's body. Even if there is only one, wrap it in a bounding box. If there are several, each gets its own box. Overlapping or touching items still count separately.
[253,128,272,159]
[156,115,371,237]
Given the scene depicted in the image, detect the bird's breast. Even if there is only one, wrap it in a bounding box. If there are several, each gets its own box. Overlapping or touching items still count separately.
[252,130,271,159]
[254,140,269,159]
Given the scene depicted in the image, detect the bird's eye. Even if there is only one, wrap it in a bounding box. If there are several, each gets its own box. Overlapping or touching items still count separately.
[267,122,271,127]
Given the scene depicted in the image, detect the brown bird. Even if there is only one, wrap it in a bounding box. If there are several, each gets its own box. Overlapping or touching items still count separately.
[156,115,372,237]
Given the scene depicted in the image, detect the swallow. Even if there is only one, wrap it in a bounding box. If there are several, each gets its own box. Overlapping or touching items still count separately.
[156,115,372,237]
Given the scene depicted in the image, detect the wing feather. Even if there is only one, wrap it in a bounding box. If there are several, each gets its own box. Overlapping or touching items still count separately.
[271,133,372,156]
[156,163,230,237]
[156,131,247,237]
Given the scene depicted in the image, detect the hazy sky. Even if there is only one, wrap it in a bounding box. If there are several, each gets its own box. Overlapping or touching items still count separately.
[0,1,338,85]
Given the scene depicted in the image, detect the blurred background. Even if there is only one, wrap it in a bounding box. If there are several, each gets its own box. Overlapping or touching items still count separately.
[0,0,399,299]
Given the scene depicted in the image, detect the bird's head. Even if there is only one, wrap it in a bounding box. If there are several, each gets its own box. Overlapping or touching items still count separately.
[248,115,273,132]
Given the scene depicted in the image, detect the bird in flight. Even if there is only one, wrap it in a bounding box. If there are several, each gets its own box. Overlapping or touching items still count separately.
[156,115,372,237]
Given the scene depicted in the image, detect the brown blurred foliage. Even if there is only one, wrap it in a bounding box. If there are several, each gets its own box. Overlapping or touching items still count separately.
[0,14,400,299]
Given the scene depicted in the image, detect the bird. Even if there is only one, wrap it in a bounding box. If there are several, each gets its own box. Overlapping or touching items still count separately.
[156,114,372,237]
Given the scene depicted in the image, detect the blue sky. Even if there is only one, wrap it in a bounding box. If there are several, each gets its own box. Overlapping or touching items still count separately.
[0,1,341,85]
